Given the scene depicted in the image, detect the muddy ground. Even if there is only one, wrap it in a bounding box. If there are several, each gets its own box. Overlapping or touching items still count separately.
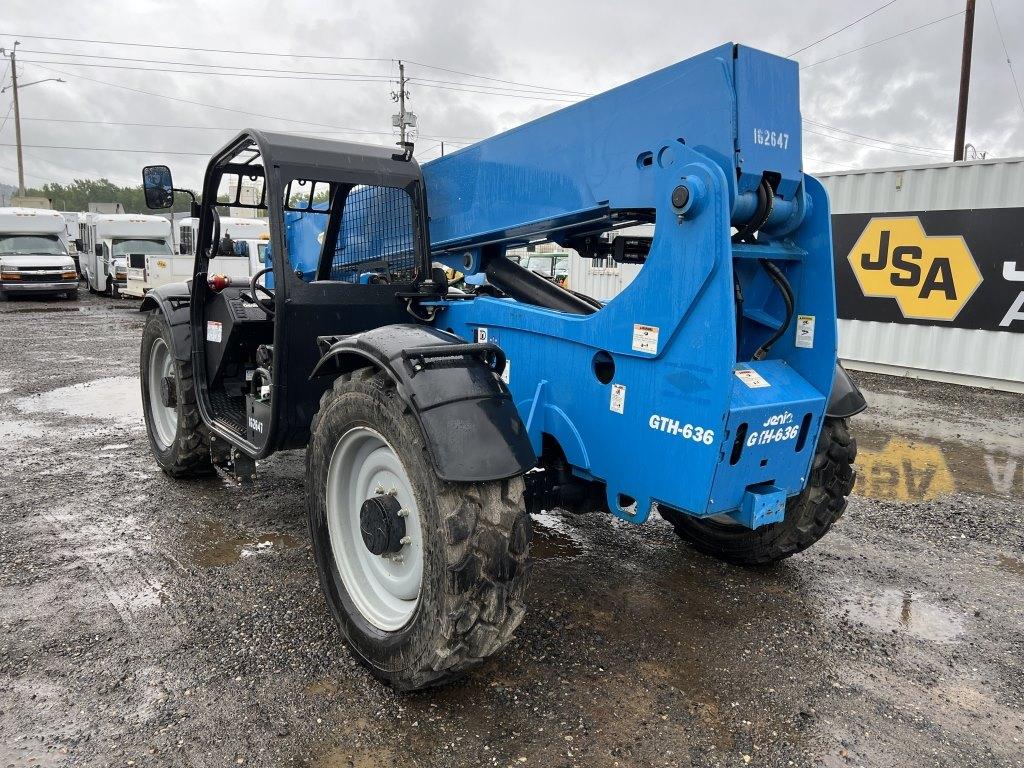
[0,291,1021,768]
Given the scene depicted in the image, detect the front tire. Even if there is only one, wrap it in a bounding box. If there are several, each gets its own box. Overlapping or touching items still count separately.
[660,417,857,566]
[140,312,213,478]
[306,369,531,691]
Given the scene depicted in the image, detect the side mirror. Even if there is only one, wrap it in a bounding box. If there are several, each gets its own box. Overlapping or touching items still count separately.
[74,238,84,251]
[94,244,103,257]
[142,164,175,210]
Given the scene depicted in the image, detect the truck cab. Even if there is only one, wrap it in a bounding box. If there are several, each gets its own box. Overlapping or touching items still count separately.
[0,207,79,300]
[80,214,173,297]
[167,216,270,292]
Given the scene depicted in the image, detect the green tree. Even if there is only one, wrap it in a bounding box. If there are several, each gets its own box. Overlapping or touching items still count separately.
[21,178,193,214]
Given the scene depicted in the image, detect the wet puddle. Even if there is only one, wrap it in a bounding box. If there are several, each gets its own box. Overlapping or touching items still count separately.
[996,553,1024,578]
[15,376,142,424]
[851,422,1023,502]
[3,306,82,314]
[181,518,303,567]
[0,419,44,443]
[841,587,965,643]
[530,511,585,559]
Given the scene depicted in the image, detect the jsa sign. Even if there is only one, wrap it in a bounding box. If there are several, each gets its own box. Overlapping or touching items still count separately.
[832,209,1024,333]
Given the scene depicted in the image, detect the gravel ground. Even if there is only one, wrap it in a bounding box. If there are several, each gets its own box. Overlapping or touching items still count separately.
[0,291,1022,768]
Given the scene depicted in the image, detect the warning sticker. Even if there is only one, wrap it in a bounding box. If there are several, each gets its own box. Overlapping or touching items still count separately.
[206,321,223,343]
[632,323,659,354]
[610,383,626,414]
[475,327,488,343]
[795,314,816,349]
[735,368,770,388]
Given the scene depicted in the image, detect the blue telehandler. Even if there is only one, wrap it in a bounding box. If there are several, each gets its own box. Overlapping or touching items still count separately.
[138,43,864,690]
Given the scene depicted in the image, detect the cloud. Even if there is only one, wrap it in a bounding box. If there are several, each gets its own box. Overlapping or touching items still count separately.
[0,0,1021,197]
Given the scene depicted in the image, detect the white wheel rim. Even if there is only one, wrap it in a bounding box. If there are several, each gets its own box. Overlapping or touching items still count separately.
[147,337,177,450]
[326,426,423,631]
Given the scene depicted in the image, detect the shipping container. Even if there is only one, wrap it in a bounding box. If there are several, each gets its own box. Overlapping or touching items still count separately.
[820,157,1024,393]
[564,159,1024,392]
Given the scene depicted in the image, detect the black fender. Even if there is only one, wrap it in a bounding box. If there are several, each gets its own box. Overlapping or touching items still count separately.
[139,281,193,361]
[311,324,537,483]
[826,362,867,418]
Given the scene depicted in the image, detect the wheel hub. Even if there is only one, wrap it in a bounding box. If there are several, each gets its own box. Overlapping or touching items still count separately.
[160,375,177,408]
[359,494,407,556]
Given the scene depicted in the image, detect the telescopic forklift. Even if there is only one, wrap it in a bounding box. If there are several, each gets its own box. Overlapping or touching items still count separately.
[139,43,864,690]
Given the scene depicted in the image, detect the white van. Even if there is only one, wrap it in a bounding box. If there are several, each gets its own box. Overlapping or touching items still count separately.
[61,212,85,276]
[0,207,79,300]
[79,214,173,297]
[171,216,270,285]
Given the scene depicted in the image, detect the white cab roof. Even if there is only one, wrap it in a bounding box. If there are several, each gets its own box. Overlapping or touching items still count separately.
[0,207,68,235]
[92,214,172,239]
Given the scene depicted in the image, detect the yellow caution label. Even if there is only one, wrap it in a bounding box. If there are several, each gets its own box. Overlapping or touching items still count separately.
[848,216,982,321]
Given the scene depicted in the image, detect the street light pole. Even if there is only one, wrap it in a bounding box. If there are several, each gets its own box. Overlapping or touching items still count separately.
[1,42,65,197]
[6,43,25,195]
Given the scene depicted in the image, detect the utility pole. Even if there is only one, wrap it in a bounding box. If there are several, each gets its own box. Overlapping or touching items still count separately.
[391,60,416,148]
[953,0,976,162]
[2,43,64,196]
[8,43,25,195]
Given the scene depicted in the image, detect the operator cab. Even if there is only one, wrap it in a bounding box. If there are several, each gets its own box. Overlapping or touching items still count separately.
[142,131,435,459]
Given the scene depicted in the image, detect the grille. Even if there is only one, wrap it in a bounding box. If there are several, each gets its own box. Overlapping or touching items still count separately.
[330,185,416,283]
[18,271,68,283]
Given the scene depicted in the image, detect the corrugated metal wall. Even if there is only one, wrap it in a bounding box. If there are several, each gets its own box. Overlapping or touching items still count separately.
[819,157,1024,393]
[566,225,646,301]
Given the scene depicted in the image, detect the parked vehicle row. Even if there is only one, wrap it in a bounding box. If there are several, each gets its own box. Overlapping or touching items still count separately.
[0,206,269,302]
[0,208,79,300]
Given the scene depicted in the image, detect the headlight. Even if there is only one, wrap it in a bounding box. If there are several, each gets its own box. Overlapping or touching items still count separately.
[1,271,21,280]
[62,270,78,279]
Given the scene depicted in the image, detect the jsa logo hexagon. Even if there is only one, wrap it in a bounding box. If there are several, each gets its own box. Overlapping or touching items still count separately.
[849,217,982,321]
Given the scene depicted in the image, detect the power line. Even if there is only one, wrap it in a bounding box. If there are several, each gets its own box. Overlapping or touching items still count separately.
[804,155,855,171]
[0,102,13,134]
[801,10,965,69]
[14,47,586,97]
[18,57,578,100]
[0,141,209,156]
[804,127,946,159]
[0,31,589,97]
[19,59,392,84]
[14,115,483,143]
[24,62,400,133]
[789,1,900,56]
[803,118,951,154]
[402,58,590,97]
[988,0,1024,115]
[406,79,577,102]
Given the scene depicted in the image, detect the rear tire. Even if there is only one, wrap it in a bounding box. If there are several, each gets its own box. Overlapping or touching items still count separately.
[660,417,856,566]
[306,368,531,691]
[140,312,214,478]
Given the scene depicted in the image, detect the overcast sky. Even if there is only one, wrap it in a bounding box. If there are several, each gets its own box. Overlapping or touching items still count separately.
[1,0,1022,194]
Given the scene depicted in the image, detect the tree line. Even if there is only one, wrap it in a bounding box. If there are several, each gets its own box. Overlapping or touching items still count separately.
[15,178,193,214]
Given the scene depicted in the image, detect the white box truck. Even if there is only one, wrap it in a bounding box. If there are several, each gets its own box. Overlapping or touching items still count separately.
[79,213,173,297]
[163,216,269,290]
[61,212,84,276]
[0,207,79,300]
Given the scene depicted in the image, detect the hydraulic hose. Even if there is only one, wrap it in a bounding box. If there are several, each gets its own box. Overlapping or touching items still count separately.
[752,258,794,361]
